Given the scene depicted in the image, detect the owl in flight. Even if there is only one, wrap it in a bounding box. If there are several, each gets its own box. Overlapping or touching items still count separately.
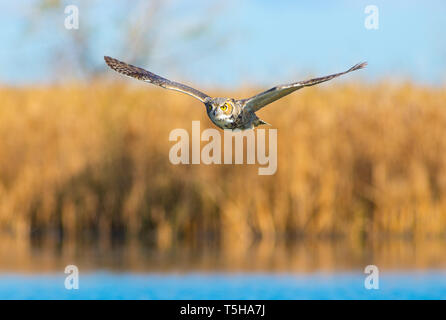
[104,56,366,130]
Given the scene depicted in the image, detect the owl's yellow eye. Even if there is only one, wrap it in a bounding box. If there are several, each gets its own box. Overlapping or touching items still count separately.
[220,104,228,111]
[207,105,212,112]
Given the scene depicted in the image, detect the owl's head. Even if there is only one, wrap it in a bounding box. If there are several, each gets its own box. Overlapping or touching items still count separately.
[206,98,234,124]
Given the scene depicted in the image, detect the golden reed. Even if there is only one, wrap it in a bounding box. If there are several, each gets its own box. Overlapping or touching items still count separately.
[1,82,446,249]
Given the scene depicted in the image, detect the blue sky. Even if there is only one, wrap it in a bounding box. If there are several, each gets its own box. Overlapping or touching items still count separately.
[0,0,445,88]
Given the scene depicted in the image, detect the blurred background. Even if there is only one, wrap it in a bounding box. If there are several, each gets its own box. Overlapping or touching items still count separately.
[0,0,445,299]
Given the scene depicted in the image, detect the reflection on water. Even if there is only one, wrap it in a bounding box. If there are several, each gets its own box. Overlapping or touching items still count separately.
[1,235,446,272]
[2,235,445,299]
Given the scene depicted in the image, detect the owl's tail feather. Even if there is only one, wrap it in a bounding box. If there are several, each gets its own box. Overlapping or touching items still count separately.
[254,118,271,127]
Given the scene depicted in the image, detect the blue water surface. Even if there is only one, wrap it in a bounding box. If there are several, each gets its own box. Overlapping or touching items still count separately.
[0,271,445,299]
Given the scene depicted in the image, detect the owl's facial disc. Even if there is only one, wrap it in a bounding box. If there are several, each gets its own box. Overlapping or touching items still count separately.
[207,99,235,128]
[213,100,233,119]
[220,101,233,115]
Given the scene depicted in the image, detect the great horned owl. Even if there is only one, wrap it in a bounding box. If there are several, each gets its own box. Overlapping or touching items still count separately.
[105,56,366,130]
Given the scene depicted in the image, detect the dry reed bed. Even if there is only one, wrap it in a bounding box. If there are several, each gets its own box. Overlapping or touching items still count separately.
[0,82,445,248]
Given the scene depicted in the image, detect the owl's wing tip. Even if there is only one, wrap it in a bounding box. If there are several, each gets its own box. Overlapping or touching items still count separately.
[352,61,368,71]
[104,56,116,65]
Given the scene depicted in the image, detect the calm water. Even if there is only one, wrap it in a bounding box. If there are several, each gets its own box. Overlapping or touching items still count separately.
[1,271,445,299]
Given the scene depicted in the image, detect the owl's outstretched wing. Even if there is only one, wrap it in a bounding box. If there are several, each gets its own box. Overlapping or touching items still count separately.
[242,62,367,112]
[104,56,211,103]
